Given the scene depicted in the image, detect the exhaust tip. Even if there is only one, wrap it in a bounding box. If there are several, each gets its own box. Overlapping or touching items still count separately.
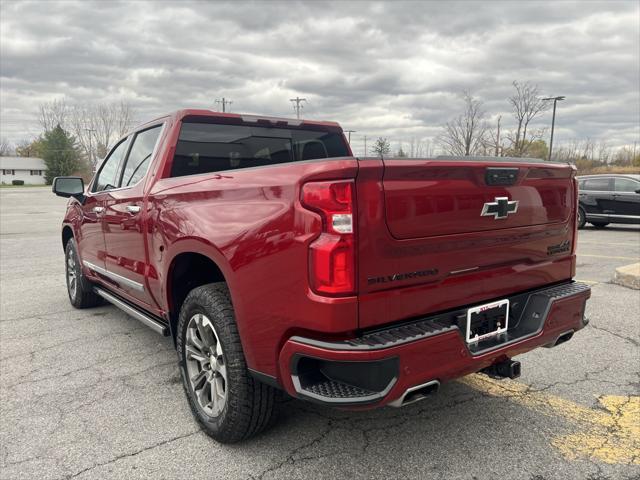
[389,380,440,407]
[555,331,574,346]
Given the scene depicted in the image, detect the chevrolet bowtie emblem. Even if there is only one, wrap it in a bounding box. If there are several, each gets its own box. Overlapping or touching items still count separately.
[481,197,519,219]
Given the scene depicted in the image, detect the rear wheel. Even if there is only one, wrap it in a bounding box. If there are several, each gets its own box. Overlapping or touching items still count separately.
[577,207,586,229]
[591,222,609,229]
[65,238,102,308]
[177,283,278,443]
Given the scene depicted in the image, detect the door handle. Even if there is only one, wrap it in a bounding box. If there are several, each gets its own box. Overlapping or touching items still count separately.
[126,205,141,214]
[93,206,105,214]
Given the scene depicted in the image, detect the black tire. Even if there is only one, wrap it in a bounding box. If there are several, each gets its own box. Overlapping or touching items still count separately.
[591,222,609,229]
[176,283,278,443]
[577,207,586,229]
[65,238,102,308]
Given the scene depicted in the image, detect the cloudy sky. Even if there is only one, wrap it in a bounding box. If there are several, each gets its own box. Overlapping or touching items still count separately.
[1,0,639,155]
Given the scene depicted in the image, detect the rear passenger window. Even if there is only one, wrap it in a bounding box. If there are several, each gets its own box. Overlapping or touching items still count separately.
[614,178,639,193]
[170,122,349,178]
[582,178,612,191]
[120,125,162,187]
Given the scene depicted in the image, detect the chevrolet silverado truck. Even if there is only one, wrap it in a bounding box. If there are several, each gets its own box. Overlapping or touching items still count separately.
[53,109,591,443]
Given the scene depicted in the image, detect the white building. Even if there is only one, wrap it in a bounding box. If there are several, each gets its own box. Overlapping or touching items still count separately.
[0,157,47,185]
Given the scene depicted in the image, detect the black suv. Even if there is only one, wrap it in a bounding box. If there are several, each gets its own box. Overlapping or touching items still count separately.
[577,174,640,229]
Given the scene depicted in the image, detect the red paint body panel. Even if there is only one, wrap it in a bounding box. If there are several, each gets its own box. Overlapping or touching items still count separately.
[382,160,572,238]
[61,109,588,407]
[146,158,359,373]
[355,159,577,329]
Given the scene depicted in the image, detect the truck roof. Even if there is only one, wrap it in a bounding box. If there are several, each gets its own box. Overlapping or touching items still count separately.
[140,109,343,131]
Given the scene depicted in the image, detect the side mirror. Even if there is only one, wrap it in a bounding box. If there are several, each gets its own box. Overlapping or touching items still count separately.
[52,176,84,199]
[635,188,640,194]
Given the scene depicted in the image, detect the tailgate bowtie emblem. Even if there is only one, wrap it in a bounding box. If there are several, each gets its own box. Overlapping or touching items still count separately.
[481,197,519,219]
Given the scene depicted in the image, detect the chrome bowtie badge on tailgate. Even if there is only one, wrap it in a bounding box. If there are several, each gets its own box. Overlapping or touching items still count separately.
[481,197,519,219]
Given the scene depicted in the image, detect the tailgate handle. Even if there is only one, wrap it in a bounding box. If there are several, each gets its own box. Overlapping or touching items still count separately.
[485,167,519,186]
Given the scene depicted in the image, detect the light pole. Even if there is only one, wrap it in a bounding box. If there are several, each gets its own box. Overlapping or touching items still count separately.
[542,96,565,161]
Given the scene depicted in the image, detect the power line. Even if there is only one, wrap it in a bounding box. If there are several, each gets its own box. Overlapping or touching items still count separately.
[215,97,233,113]
[289,97,307,119]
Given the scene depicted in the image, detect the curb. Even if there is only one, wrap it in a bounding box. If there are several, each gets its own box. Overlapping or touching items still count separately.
[612,263,640,290]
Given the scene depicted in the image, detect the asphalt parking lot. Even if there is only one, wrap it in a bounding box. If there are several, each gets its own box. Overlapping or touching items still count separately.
[1,187,638,480]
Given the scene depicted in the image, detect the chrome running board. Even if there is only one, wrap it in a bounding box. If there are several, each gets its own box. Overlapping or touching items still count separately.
[94,287,168,336]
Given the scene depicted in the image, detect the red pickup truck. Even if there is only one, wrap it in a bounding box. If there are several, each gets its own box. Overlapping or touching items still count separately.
[53,109,591,443]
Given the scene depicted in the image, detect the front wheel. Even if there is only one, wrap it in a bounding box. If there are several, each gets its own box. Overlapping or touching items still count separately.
[65,238,102,308]
[577,207,586,229]
[177,283,278,443]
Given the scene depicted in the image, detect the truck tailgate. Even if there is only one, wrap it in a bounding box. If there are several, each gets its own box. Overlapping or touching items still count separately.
[356,158,577,330]
[383,160,572,238]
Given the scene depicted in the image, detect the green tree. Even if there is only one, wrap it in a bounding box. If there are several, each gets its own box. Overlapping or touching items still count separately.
[15,137,45,157]
[372,137,391,158]
[41,125,83,184]
[524,139,549,160]
[396,146,408,157]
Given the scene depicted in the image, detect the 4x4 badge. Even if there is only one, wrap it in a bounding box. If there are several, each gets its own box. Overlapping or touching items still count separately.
[481,197,519,219]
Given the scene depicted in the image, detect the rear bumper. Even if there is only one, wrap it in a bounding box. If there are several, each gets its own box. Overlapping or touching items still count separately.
[277,281,591,408]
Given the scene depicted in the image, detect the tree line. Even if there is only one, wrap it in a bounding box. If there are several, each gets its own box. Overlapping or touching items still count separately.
[1,100,134,184]
[436,81,551,159]
[1,90,637,181]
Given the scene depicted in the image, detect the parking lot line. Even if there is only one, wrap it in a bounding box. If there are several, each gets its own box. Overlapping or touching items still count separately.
[578,242,639,247]
[575,279,599,285]
[578,253,639,261]
[460,374,640,465]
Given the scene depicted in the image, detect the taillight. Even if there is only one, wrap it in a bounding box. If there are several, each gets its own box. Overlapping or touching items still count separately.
[301,180,356,296]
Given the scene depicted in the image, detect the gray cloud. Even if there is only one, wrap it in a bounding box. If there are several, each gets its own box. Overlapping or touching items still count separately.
[1,0,638,155]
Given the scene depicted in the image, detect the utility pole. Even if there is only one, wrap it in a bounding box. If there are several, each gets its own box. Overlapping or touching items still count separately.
[345,130,356,143]
[289,96,307,119]
[542,96,565,161]
[364,136,367,157]
[495,116,501,157]
[215,97,233,113]
[85,128,96,171]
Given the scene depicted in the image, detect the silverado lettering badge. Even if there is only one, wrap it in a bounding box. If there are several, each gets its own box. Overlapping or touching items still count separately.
[367,269,438,285]
[480,197,518,219]
[547,240,571,256]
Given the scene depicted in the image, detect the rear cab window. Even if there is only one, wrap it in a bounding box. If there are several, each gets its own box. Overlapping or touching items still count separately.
[170,121,349,178]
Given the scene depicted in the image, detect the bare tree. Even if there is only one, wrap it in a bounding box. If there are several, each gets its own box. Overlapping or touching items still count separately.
[409,138,418,157]
[0,137,12,156]
[596,141,612,164]
[39,99,135,170]
[38,99,69,131]
[437,91,488,156]
[507,81,549,156]
[113,100,134,138]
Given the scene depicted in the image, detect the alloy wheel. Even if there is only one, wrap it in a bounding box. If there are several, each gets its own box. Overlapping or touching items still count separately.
[66,250,77,300]
[185,313,227,417]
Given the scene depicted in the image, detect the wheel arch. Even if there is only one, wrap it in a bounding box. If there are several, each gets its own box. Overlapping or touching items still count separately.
[164,243,240,343]
[62,225,74,251]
